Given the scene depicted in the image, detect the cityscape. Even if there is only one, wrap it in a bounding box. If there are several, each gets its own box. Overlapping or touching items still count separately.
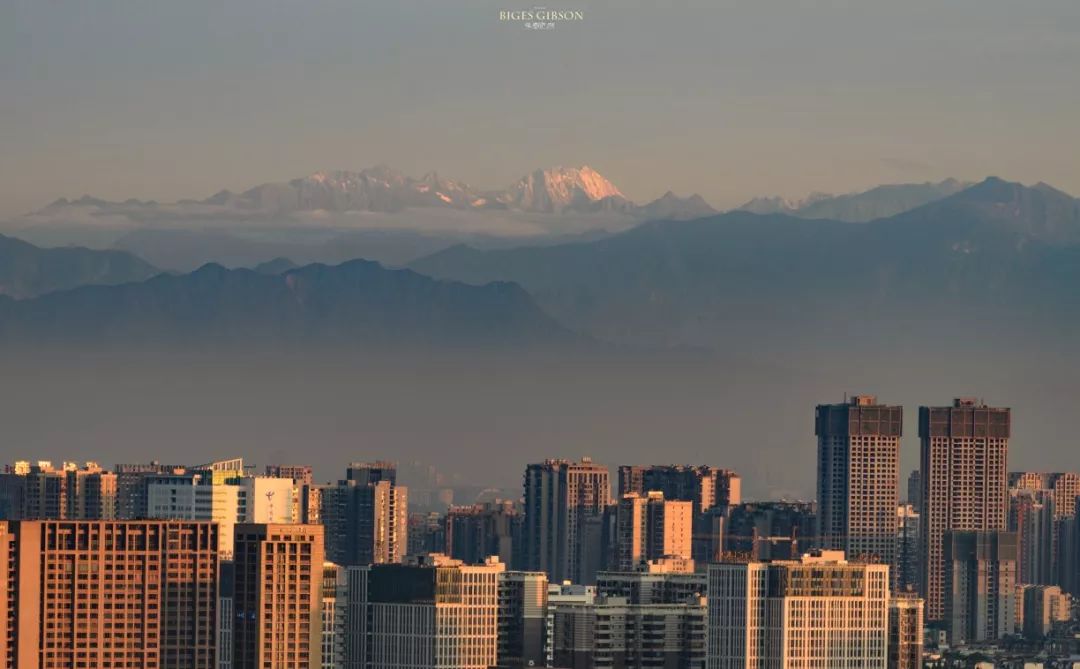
[0,395,1076,668]
[5,2,1080,668]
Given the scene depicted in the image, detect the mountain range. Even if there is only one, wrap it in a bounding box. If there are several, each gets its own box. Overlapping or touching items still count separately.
[0,233,159,298]
[40,165,713,219]
[0,259,581,349]
[737,179,970,222]
[412,177,1080,349]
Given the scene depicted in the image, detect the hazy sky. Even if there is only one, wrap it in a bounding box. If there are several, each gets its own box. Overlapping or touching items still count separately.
[2,0,1079,218]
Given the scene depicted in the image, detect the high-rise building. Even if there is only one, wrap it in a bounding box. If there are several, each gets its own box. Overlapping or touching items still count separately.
[321,563,344,669]
[943,530,1017,644]
[896,504,920,593]
[615,491,693,570]
[407,511,446,556]
[888,593,925,669]
[323,463,408,566]
[550,564,707,669]
[497,570,549,668]
[707,550,890,669]
[1009,487,1055,585]
[906,470,922,512]
[0,461,118,520]
[0,519,219,669]
[722,501,816,561]
[445,500,519,566]
[265,464,314,486]
[1019,584,1071,638]
[1007,471,1080,588]
[919,398,1010,622]
[596,557,707,605]
[350,554,504,669]
[816,395,902,566]
[523,458,610,584]
[232,523,325,669]
[113,461,185,519]
[617,464,740,565]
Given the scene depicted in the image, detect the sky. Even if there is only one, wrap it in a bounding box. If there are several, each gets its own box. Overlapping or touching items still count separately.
[2,0,1079,218]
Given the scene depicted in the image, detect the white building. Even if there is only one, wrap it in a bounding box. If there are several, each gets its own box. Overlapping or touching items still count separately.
[145,472,241,557]
[707,550,890,669]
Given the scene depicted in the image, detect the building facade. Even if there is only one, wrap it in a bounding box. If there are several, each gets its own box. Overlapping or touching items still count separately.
[523,458,610,585]
[707,551,890,669]
[1,519,218,669]
[919,398,1010,622]
[232,523,325,669]
[816,395,902,566]
[943,530,1017,644]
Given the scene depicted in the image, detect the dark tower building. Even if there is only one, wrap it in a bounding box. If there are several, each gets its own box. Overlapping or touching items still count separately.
[816,395,902,567]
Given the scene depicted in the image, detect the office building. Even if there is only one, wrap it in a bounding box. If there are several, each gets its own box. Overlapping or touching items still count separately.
[232,523,324,669]
[919,398,1010,622]
[707,550,889,669]
[1,519,218,669]
[943,530,1017,644]
[816,395,902,566]
[523,458,610,584]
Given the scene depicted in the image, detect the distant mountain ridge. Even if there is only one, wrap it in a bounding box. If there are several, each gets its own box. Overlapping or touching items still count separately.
[0,260,584,349]
[0,233,159,298]
[411,177,1080,348]
[38,165,713,220]
[738,179,970,222]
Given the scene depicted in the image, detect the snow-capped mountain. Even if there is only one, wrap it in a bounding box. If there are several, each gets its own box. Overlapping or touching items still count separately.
[39,165,709,219]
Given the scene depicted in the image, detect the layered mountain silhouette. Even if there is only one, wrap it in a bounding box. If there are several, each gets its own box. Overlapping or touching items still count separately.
[0,233,159,298]
[0,260,584,349]
[738,179,969,222]
[412,178,1080,349]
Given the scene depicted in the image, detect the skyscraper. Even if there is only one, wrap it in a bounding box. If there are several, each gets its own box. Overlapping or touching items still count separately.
[919,398,1010,622]
[896,503,920,593]
[707,550,890,669]
[523,458,610,584]
[232,523,325,669]
[816,395,902,565]
[1,519,219,669]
